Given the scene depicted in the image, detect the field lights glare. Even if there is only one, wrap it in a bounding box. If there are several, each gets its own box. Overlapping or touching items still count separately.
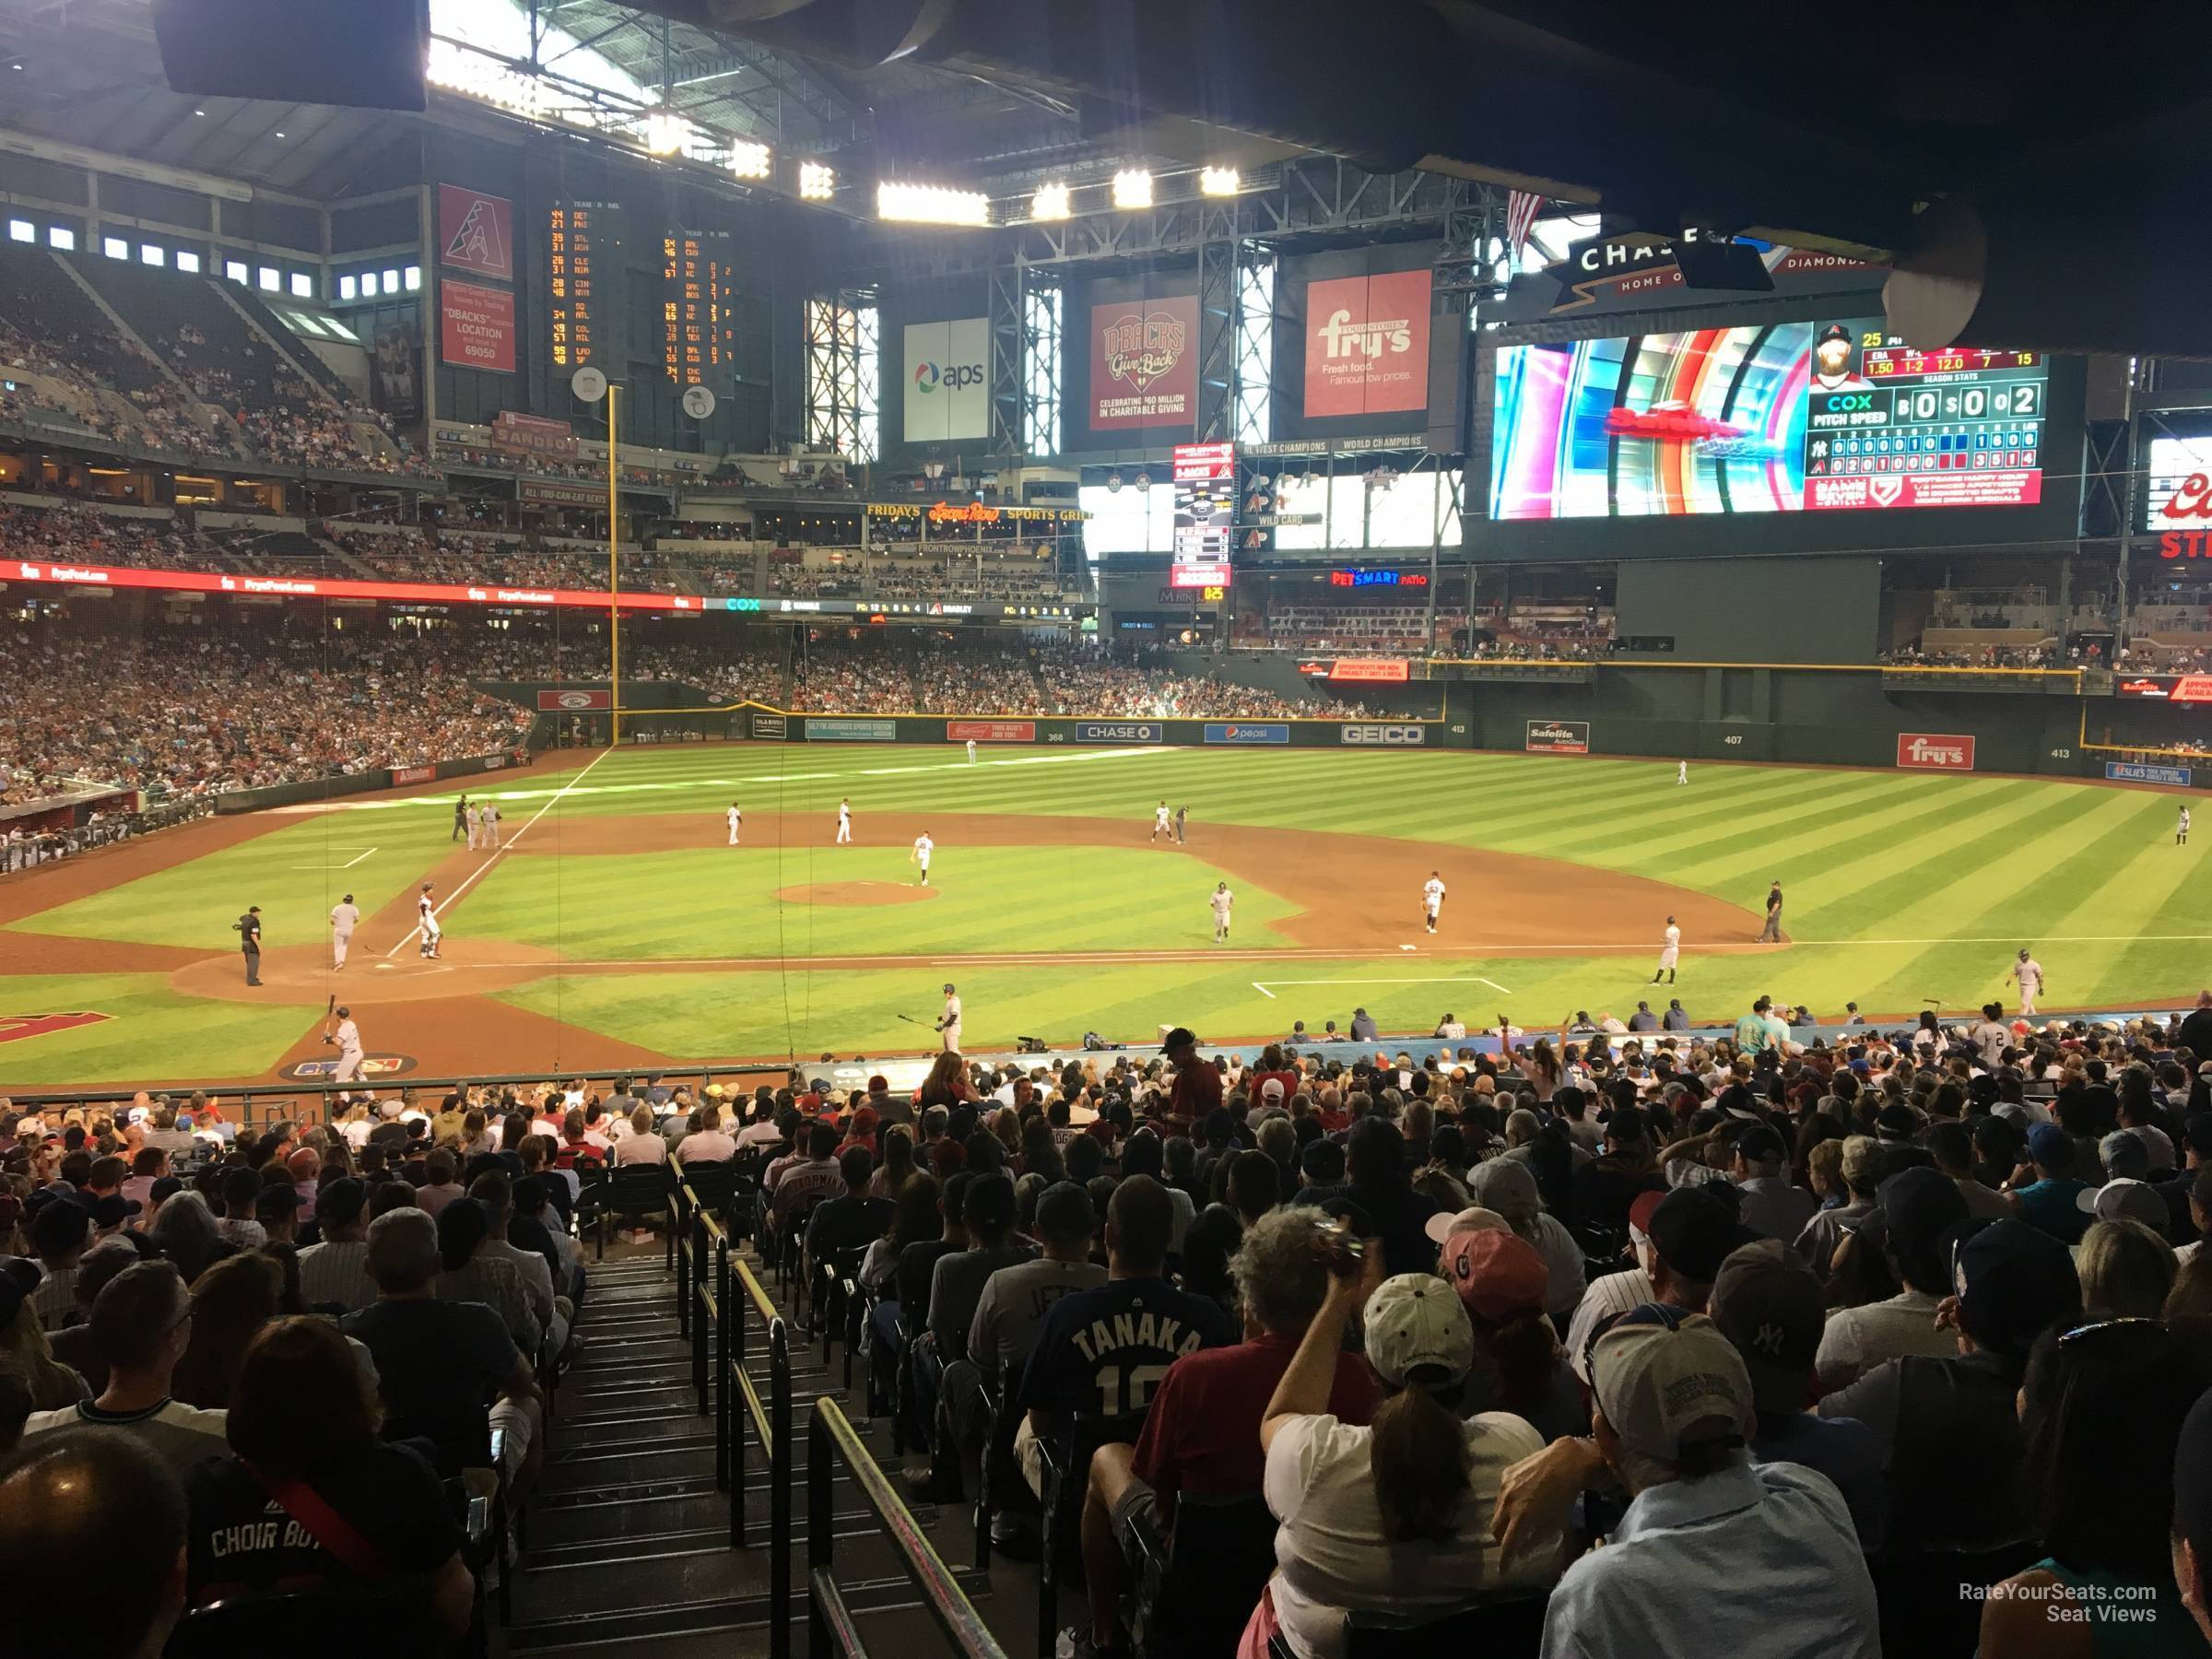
[1030,182,1071,221]
[1199,166,1240,196]
[643,109,688,156]
[799,161,836,200]
[729,141,772,181]
[1112,169,1153,209]
[877,182,989,227]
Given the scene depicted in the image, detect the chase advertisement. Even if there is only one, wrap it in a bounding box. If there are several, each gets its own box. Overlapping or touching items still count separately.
[1489,319,2049,519]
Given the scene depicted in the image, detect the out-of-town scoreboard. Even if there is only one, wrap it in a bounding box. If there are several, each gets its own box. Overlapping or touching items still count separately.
[662,229,737,386]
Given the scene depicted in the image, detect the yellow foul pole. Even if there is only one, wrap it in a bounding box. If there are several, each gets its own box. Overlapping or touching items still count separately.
[606,382,620,748]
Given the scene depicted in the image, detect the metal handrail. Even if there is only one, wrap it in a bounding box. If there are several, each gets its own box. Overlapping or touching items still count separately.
[669,1162,794,1659]
[807,1398,1006,1659]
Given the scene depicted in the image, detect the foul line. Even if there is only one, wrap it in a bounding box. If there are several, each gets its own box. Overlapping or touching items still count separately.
[384,747,613,959]
[1253,974,1518,995]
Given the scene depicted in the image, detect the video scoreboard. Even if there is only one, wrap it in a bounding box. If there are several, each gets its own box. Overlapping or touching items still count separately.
[1804,336,2045,511]
[1491,315,2053,519]
[547,200,622,371]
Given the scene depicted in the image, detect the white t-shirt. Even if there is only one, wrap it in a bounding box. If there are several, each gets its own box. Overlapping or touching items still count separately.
[1263,1410,1559,1659]
[616,1134,667,1165]
[676,1130,738,1163]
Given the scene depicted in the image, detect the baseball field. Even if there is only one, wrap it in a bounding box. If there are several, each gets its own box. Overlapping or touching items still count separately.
[1,738,2205,1089]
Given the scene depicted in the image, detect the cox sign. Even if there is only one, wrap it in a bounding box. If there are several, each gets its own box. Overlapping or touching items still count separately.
[1341,724,1428,746]
[1896,733,1975,771]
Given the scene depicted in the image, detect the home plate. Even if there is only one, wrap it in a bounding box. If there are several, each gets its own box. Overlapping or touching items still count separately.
[373,962,394,971]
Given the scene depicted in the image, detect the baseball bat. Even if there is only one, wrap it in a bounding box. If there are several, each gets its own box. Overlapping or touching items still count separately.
[896,1013,925,1027]
[320,993,335,1044]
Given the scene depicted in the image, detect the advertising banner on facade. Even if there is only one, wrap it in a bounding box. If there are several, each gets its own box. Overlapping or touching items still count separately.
[1896,733,1976,770]
[806,718,899,742]
[1090,294,1198,430]
[1526,719,1590,754]
[946,720,1036,743]
[1073,721,1165,743]
[439,279,515,373]
[535,688,611,712]
[438,185,514,281]
[492,411,579,459]
[1328,658,1413,683]
[1303,270,1433,418]
[1204,723,1290,745]
[749,712,788,740]
[2106,761,2194,786]
[902,318,989,442]
[1340,724,1428,746]
[2116,675,2212,703]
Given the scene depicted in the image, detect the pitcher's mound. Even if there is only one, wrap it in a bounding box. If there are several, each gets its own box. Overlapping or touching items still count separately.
[776,881,937,907]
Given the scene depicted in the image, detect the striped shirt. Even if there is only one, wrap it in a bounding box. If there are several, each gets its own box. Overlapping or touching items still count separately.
[296,1239,375,1312]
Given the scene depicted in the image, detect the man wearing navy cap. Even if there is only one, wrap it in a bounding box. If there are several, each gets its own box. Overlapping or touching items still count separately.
[2010,1122,2090,1243]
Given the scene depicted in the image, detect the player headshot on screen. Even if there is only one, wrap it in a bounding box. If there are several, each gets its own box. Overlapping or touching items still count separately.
[1809,323,1875,394]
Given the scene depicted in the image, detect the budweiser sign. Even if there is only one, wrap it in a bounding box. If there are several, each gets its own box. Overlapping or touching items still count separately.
[1896,733,1975,771]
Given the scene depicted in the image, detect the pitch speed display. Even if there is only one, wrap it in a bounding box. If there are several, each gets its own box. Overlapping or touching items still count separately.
[1490,316,2049,519]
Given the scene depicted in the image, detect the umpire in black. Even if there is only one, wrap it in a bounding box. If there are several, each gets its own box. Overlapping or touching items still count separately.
[453,794,469,841]
[237,904,263,985]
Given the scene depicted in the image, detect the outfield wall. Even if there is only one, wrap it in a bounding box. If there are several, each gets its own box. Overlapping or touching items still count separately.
[209,748,528,815]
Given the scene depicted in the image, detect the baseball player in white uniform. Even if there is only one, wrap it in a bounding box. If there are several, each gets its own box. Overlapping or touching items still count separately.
[1421,871,1447,935]
[837,798,853,844]
[1677,760,1689,786]
[912,831,934,887]
[1210,881,1234,942]
[935,982,962,1052]
[727,802,742,846]
[465,803,483,849]
[966,738,978,764]
[328,893,360,970]
[1653,915,1681,984]
[331,1006,365,1084]
[1152,801,1171,842]
[480,802,500,847]
[2182,806,2193,847]
[417,883,442,959]
[2007,948,2044,1016]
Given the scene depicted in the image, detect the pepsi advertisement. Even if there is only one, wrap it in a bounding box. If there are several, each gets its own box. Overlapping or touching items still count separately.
[1489,317,2049,520]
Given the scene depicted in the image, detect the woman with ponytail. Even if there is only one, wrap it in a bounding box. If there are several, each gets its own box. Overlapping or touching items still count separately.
[1241,1230,1566,1659]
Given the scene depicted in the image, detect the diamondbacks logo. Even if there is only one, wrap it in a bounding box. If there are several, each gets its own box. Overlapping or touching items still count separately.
[1101,311,1187,392]
[0,1012,112,1045]
[436,186,513,281]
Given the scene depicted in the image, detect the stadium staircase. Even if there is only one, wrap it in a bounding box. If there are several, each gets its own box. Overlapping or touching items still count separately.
[503,1175,1032,1659]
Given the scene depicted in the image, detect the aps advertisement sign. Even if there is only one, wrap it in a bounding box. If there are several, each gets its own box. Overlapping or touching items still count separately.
[902,318,989,442]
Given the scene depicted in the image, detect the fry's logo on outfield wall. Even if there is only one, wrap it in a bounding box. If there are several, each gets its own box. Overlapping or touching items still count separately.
[1896,733,1975,770]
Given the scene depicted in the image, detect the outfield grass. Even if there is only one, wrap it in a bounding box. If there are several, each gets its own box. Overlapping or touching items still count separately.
[6,740,2207,1076]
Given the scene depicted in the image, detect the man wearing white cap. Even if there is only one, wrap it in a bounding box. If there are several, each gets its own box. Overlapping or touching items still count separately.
[1538,1306,1879,1659]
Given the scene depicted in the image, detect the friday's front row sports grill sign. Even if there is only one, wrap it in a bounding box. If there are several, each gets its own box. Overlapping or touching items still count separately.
[1526,720,1590,754]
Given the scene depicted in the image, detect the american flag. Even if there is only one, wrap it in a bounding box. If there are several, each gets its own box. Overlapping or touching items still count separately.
[1505,190,1544,263]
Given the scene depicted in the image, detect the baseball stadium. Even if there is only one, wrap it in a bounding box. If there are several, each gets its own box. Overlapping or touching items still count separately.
[5,6,2212,1659]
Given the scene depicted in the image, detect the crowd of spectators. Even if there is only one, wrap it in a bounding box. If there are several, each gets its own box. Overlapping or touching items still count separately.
[1037,650,1362,719]
[0,1085,613,1651]
[1883,642,2063,669]
[702,996,2212,1659]
[332,528,685,594]
[789,637,919,713]
[0,501,239,576]
[0,625,527,803]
